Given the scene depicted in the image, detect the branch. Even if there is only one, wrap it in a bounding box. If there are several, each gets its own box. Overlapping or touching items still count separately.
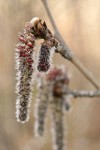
[67,90,100,98]
[41,0,100,89]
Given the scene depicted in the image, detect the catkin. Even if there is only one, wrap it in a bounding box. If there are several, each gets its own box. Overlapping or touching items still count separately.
[15,22,35,123]
[51,97,65,150]
[34,81,49,136]
[37,41,55,72]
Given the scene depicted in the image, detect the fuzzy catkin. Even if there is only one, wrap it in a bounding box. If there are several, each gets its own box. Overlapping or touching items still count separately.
[37,41,55,72]
[34,82,49,136]
[15,22,35,123]
[34,78,48,136]
[51,97,64,150]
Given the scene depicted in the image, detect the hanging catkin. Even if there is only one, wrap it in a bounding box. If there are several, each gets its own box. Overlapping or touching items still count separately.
[15,22,35,123]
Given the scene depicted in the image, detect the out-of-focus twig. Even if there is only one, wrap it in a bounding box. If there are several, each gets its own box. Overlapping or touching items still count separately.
[67,90,100,98]
[41,0,100,89]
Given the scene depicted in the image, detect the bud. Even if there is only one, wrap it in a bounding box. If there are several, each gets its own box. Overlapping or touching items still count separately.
[46,66,69,96]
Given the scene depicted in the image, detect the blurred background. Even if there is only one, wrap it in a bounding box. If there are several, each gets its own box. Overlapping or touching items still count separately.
[0,0,100,150]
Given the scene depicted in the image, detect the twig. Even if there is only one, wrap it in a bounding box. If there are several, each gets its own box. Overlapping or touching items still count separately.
[41,0,100,89]
[67,90,100,98]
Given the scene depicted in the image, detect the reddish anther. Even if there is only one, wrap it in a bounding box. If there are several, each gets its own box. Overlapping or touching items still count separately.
[27,43,33,48]
[27,59,33,63]
[19,37,27,43]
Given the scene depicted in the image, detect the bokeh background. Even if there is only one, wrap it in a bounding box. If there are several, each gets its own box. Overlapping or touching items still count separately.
[0,0,100,150]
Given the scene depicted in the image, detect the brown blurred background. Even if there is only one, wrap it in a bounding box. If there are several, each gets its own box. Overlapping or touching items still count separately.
[0,0,100,150]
